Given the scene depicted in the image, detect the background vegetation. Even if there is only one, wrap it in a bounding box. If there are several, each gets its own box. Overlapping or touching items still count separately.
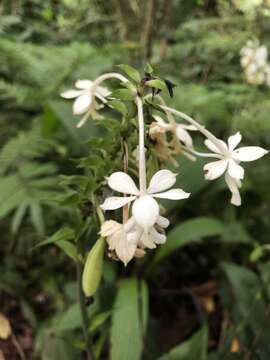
[1,0,270,359]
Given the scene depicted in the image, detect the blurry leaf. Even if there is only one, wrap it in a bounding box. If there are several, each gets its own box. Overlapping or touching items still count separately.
[146,79,169,95]
[144,63,154,74]
[111,278,147,360]
[35,227,75,249]
[56,240,78,262]
[222,222,252,244]
[117,64,141,82]
[40,333,78,360]
[110,89,135,101]
[56,304,82,332]
[153,217,225,264]
[49,100,101,148]
[0,313,11,339]
[89,311,111,332]
[108,100,128,116]
[158,324,208,360]
[82,238,105,297]
[30,202,45,235]
[221,262,270,354]
[11,201,28,234]
[162,155,208,211]
[250,245,264,262]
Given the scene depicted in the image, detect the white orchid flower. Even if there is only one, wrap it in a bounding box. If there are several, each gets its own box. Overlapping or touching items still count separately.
[100,169,190,230]
[61,79,111,128]
[152,115,197,150]
[203,132,268,205]
[100,215,169,265]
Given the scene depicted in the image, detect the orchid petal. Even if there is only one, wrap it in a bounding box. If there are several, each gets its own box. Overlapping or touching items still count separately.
[147,169,177,194]
[153,188,190,200]
[150,227,166,244]
[73,93,92,114]
[100,196,136,211]
[132,195,159,230]
[96,85,111,98]
[204,159,228,180]
[176,126,194,149]
[228,160,244,180]
[75,80,93,89]
[228,132,242,151]
[156,216,170,228]
[115,231,137,266]
[100,220,122,237]
[204,139,227,154]
[233,146,268,162]
[61,89,82,99]
[139,232,156,249]
[107,172,139,195]
[225,173,242,206]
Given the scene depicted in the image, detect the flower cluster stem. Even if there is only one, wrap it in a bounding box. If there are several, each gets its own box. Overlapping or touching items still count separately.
[160,105,228,154]
[136,96,147,194]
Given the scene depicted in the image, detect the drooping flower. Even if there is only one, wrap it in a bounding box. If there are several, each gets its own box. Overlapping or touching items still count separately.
[61,79,111,127]
[100,215,169,265]
[100,170,190,230]
[152,115,198,151]
[203,132,268,205]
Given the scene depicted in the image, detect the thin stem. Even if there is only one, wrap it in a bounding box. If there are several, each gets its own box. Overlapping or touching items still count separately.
[182,146,223,159]
[76,260,96,360]
[136,96,147,194]
[92,72,129,93]
[160,105,228,154]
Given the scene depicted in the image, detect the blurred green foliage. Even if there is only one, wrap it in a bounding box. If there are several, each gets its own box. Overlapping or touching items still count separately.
[1,0,270,359]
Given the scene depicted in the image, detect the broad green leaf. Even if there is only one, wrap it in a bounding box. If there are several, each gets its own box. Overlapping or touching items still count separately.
[153,217,225,264]
[40,333,78,360]
[55,304,82,332]
[117,64,141,82]
[35,227,75,249]
[158,324,208,360]
[146,79,169,95]
[111,278,148,360]
[221,222,252,244]
[82,238,105,297]
[110,88,135,101]
[56,240,78,262]
[108,100,128,116]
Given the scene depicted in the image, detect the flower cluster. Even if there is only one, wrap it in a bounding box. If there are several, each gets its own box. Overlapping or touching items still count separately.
[61,69,268,265]
[240,40,270,86]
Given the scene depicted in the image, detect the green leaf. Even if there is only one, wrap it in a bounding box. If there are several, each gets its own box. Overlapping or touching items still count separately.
[89,311,111,332]
[110,88,135,101]
[108,100,128,116]
[144,63,153,74]
[30,202,45,235]
[11,201,28,234]
[35,227,75,249]
[146,79,169,95]
[56,240,78,262]
[158,324,208,360]
[55,304,82,332]
[117,64,141,82]
[153,217,225,264]
[111,278,148,360]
